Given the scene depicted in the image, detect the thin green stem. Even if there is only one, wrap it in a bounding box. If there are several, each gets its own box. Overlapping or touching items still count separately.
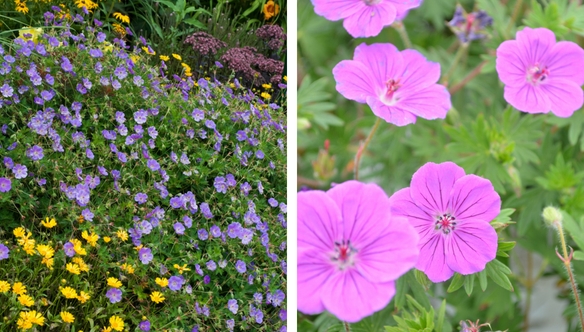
[344,321,351,332]
[523,251,533,332]
[442,43,468,86]
[392,21,413,49]
[354,118,382,180]
[507,0,524,33]
[557,224,584,332]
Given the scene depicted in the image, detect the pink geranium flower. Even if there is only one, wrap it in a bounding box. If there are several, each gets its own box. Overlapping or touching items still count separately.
[389,162,500,283]
[496,27,584,117]
[333,43,451,126]
[298,181,419,322]
[311,0,422,38]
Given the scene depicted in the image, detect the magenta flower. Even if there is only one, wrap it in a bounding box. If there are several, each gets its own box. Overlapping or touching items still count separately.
[298,181,419,322]
[311,0,422,38]
[389,162,500,283]
[333,43,451,126]
[496,27,584,117]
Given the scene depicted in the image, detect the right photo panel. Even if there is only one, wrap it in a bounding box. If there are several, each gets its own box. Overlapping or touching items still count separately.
[297,0,584,331]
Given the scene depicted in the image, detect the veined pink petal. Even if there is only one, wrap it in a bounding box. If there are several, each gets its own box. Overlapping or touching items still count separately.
[515,27,555,65]
[312,0,364,21]
[541,78,584,118]
[396,84,451,120]
[353,43,402,94]
[416,233,454,282]
[333,60,378,103]
[298,249,336,315]
[496,40,529,87]
[367,97,418,126]
[343,2,397,38]
[326,180,392,248]
[410,162,466,214]
[545,41,584,86]
[388,0,423,14]
[389,188,433,229]
[398,49,441,92]
[321,270,396,322]
[504,84,551,114]
[445,221,497,275]
[298,190,343,253]
[448,174,501,223]
[356,216,419,283]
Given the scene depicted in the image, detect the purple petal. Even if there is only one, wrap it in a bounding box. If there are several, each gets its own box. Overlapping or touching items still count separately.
[297,190,342,254]
[297,249,335,315]
[496,40,528,87]
[366,97,418,126]
[353,43,402,91]
[545,41,584,85]
[389,188,433,230]
[342,2,396,38]
[540,78,584,117]
[396,84,451,120]
[515,27,555,64]
[355,216,419,283]
[445,221,497,275]
[416,233,454,282]
[503,84,551,113]
[410,162,466,214]
[321,270,396,322]
[448,174,501,223]
[333,60,377,103]
[312,0,363,21]
[398,50,441,92]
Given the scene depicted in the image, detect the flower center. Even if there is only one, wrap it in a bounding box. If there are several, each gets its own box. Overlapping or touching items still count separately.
[380,78,402,106]
[331,239,358,270]
[435,213,457,234]
[527,64,550,85]
[362,0,382,5]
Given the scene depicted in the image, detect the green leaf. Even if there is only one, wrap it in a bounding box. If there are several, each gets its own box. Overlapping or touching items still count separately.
[478,269,488,291]
[436,300,446,332]
[486,259,514,291]
[447,273,464,293]
[464,274,475,296]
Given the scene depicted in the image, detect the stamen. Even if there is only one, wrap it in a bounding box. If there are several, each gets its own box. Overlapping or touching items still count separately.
[435,213,457,235]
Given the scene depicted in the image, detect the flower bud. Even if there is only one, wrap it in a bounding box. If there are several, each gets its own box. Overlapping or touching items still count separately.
[542,206,563,228]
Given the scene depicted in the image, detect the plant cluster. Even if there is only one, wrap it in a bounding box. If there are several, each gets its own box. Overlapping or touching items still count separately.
[0,6,287,331]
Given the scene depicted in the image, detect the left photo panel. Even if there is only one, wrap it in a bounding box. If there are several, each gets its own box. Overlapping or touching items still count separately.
[0,0,288,331]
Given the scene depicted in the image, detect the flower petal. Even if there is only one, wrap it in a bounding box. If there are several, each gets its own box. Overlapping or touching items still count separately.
[333,60,377,103]
[298,249,336,315]
[326,181,392,248]
[312,0,363,21]
[321,270,396,322]
[448,174,501,223]
[342,2,396,38]
[353,43,402,93]
[445,222,497,275]
[496,40,529,87]
[398,50,441,92]
[410,162,466,215]
[545,41,584,86]
[541,78,584,118]
[515,27,555,64]
[396,84,451,120]
[356,216,419,283]
[298,190,342,254]
[389,187,434,230]
[366,96,417,126]
[503,84,551,114]
[416,233,454,282]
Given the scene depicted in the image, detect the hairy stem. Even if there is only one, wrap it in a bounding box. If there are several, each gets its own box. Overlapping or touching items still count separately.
[523,252,533,332]
[442,43,468,86]
[354,118,382,180]
[448,60,487,94]
[393,21,413,49]
[344,321,351,332]
[557,224,584,332]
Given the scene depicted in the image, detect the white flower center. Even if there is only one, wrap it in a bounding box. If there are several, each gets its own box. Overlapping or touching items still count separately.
[330,239,358,270]
[526,64,550,86]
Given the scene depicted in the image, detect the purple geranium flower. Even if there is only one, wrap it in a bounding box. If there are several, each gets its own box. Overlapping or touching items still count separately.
[0,177,11,192]
[210,225,221,237]
[198,229,208,240]
[214,176,228,194]
[63,242,75,257]
[235,260,246,273]
[174,222,185,235]
[389,162,500,283]
[206,260,217,271]
[333,43,451,126]
[227,299,238,314]
[135,193,148,204]
[496,27,584,117]
[311,0,421,38]
[200,202,213,219]
[139,247,153,264]
[0,243,9,260]
[26,145,44,161]
[139,320,151,331]
[268,198,278,207]
[203,275,210,284]
[13,164,27,179]
[298,180,419,322]
[168,275,185,291]
[147,159,160,171]
[106,288,122,303]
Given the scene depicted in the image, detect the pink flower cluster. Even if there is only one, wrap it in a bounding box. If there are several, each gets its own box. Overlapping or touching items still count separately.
[220,47,284,85]
[184,32,227,56]
[256,25,287,51]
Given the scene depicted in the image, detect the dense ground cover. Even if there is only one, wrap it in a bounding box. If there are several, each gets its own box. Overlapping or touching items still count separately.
[298,0,584,331]
[0,3,287,331]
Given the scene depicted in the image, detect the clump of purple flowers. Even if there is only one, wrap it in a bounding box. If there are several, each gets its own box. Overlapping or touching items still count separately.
[256,25,287,50]
[220,46,284,86]
[184,32,227,56]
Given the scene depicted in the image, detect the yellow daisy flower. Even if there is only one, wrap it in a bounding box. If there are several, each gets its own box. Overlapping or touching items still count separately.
[61,286,78,299]
[142,46,155,55]
[77,291,91,303]
[66,263,81,275]
[150,291,165,303]
[107,277,122,288]
[73,257,89,272]
[109,315,124,331]
[160,55,170,61]
[0,280,10,293]
[12,282,26,295]
[116,230,128,241]
[155,277,168,287]
[112,12,130,24]
[103,236,111,243]
[81,230,99,247]
[172,54,182,60]
[61,311,75,323]
[18,294,34,307]
[13,227,25,238]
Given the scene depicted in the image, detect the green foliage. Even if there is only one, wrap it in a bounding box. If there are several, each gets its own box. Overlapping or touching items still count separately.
[298,75,342,131]
[384,296,448,332]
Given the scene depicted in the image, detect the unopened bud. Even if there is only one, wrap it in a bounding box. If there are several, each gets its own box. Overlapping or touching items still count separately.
[542,206,562,228]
